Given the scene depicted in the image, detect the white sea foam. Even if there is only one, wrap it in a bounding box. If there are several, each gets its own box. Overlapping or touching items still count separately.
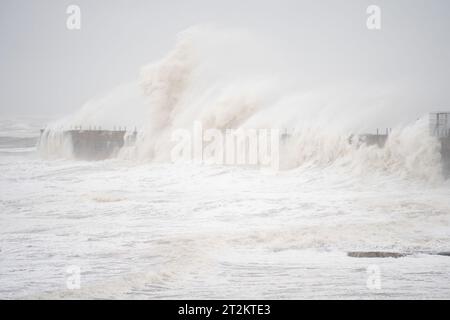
[3,27,449,299]
[37,27,444,182]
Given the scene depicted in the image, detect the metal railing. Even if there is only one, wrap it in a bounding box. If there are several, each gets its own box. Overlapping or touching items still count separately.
[430,112,450,138]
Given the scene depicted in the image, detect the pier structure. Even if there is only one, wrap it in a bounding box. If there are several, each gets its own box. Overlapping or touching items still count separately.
[430,112,450,175]
[441,138,450,176]
[360,113,450,175]
[280,113,450,176]
[40,113,450,174]
[430,112,450,137]
[357,128,392,148]
[40,126,138,161]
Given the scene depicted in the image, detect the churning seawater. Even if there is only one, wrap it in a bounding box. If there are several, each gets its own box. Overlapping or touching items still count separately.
[1,116,450,299]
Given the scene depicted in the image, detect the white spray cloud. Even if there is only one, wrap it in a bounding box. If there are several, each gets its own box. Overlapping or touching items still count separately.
[39,26,444,181]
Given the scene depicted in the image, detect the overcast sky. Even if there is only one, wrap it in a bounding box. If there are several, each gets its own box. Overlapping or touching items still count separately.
[1,0,449,117]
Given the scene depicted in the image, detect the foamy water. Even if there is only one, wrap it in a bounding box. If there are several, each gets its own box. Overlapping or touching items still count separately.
[2,27,450,299]
[1,116,450,299]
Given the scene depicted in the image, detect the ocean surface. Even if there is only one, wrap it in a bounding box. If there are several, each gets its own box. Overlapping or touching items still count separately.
[1,116,450,299]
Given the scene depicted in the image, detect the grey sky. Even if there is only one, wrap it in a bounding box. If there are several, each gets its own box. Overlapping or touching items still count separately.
[1,0,449,117]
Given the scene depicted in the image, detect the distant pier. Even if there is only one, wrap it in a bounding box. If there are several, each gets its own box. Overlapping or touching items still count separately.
[357,128,391,148]
[39,127,137,161]
[441,138,450,176]
[282,112,450,176]
[39,113,450,174]
[432,113,450,176]
[359,113,450,176]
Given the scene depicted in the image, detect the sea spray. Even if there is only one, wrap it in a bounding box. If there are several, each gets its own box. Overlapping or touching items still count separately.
[38,128,74,159]
[37,26,444,181]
